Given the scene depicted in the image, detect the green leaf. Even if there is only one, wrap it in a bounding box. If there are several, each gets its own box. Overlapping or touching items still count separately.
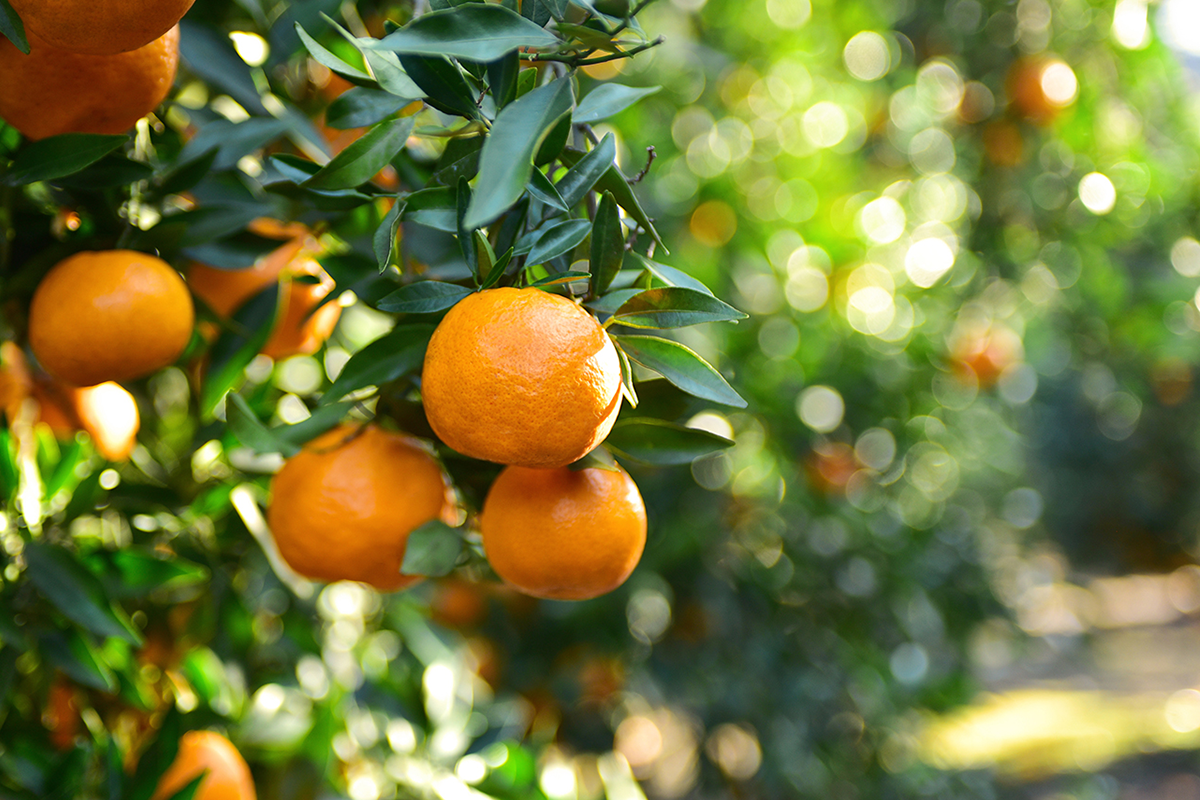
[614,335,747,407]
[527,169,568,211]
[51,155,154,189]
[560,146,664,251]
[433,135,484,185]
[590,192,625,296]
[40,632,116,693]
[526,218,592,265]
[543,0,571,19]
[362,49,427,99]
[457,178,478,276]
[613,337,638,406]
[612,287,746,329]
[304,117,415,190]
[179,21,267,115]
[528,270,590,287]
[374,199,405,271]
[153,148,220,196]
[177,117,289,172]
[275,402,356,448]
[368,4,559,61]
[465,78,573,229]
[555,133,615,207]
[164,774,207,800]
[377,282,474,314]
[519,0,552,26]
[574,84,661,123]
[0,0,28,54]
[25,543,142,645]
[400,521,462,577]
[227,394,299,456]
[481,247,513,290]
[4,134,128,186]
[398,54,480,118]
[488,52,521,110]
[295,23,374,84]
[201,284,281,418]
[403,186,457,231]
[106,551,209,598]
[321,324,433,404]
[326,88,413,129]
[474,230,498,284]
[586,287,642,314]
[605,418,733,465]
[627,252,713,295]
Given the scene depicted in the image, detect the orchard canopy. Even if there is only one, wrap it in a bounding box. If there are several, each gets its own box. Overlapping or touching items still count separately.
[2,0,1200,798]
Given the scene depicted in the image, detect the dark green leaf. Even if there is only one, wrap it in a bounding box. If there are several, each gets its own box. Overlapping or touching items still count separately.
[527,169,568,211]
[542,0,570,19]
[457,178,478,276]
[5,134,127,186]
[202,284,280,417]
[398,54,479,118]
[0,0,28,54]
[304,117,415,190]
[327,88,413,129]
[526,218,592,265]
[605,418,733,465]
[179,21,268,115]
[465,78,573,229]
[627,252,712,294]
[51,155,154,189]
[519,0,552,26]
[154,148,220,196]
[321,324,433,404]
[374,198,405,271]
[433,135,484,185]
[163,774,207,800]
[481,247,513,290]
[294,23,374,84]
[403,186,457,232]
[574,84,661,123]
[555,133,615,207]
[474,230,497,284]
[560,146,664,250]
[614,335,746,407]
[571,446,622,472]
[369,4,559,61]
[179,117,289,171]
[0,647,17,711]
[613,287,747,328]
[25,543,142,645]
[377,282,473,314]
[533,113,571,166]
[613,337,638,406]
[488,52,521,110]
[555,21,619,50]
[590,191,624,296]
[40,632,115,692]
[586,287,642,314]
[227,394,299,456]
[182,232,282,270]
[275,402,356,447]
[400,521,462,577]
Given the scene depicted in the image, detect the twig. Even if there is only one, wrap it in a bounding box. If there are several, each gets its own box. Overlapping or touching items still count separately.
[529,36,665,68]
[610,0,660,37]
[628,146,656,184]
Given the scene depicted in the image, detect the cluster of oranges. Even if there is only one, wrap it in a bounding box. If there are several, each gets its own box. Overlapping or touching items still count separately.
[268,287,648,603]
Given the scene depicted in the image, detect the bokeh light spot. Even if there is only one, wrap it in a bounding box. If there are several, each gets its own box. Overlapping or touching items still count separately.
[844,32,891,81]
[1078,173,1116,215]
[797,386,845,432]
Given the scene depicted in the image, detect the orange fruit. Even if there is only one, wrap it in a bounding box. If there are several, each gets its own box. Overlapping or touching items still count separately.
[480,465,646,600]
[9,0,193,55]
[150,731,256,800]
[421,288,622,469]
[44,677,80,752]
[267,424,453,591]
[188,225,341,361]
[28,250,194,387]
[32,377,140,461]
[0,342,33,422]
[0,26,178,140]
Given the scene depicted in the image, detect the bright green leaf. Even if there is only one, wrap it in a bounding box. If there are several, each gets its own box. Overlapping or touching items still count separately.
[612,287,747,328]
[614,335,746,407]
[574,84,661,123]
[368,4,559,61]
[605,418,733,465]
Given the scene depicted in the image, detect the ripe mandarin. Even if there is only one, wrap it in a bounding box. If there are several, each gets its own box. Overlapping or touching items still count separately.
[481,465,646,600]
[32,378,140,462]
[422,288,622,469]
[267,425,453,591]
[150,731,256,800]
[8,0,194,55]
[0,26,178,140]
[188,223,341,361]
[28,251,194,387]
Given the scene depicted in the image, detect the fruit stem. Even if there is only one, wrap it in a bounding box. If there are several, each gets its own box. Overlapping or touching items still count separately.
[529,36,665,67]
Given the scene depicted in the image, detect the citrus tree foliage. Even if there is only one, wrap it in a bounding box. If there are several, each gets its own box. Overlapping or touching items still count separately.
[0,0,751,797]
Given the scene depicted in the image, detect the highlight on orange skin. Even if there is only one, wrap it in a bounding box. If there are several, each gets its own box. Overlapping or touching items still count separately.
[31,377,140,461]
